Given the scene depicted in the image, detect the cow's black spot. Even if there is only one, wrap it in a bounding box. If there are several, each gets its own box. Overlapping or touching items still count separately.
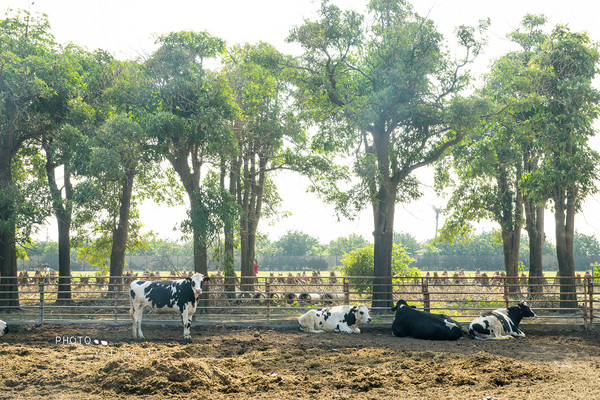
[143,280,195,313]
[130,289,135,300]
[135,281,144,285]
[492,312,511,333]
[319,321,323,325]
[343,310,357,327]
[323,312,331,321]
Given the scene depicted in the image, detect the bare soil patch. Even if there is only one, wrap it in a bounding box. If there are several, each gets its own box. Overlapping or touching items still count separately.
[1,323,599,399]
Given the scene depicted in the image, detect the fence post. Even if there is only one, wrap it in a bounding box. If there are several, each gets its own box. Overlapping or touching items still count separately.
[421,278,430,313]
[114,280,120,323]
[588,277,594,326]
[583,277,588,329]
[343,278,350,305]
[39,277,45,324]
[503,277,509,309]
[265,280,271,321]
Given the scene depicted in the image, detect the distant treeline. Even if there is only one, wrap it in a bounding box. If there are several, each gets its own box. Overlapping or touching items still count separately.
[19,230,600,272]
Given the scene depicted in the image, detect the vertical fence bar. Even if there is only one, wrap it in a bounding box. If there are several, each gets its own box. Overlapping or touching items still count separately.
[503,278,509,309]
[39,277,45,324]
[343,278,350,305]
[583,277,588,329]
[114,282,120,323]
[588,277,594,325]
[265,280,271,321]
[421,278,430,313]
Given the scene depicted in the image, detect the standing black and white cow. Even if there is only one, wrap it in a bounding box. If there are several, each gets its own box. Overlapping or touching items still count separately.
[298,304,372,333]
[469,302,536,340]
[391,300,464,340]
[129,273,209,339]
[0,320,7,338]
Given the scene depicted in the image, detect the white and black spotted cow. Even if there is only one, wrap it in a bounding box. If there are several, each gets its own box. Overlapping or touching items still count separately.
[130,273,209,339]
[469,302,536,340]
[391,299,464,340]
[298,304,372,333]
[0,320,7,338]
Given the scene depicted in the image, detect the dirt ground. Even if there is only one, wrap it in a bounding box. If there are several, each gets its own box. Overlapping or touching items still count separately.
[0,322,599,400]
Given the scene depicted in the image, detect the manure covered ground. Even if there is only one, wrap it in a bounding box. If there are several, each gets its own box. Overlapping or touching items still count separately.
[1,322,599,399]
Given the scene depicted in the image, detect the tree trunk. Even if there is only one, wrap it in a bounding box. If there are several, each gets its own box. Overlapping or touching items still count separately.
[108,169,135,295]
[240,213,251,291]
[192,228,210,313]
[56,210,72,303]
[0,154,19,310]
[554,189,577,310]
[372,181,395,311]
[222,162,237,294]
[495,167,523,295]
[524,198,545,297]
[45,154,73,303]
[501,228,521,295]
[192,228,209,276]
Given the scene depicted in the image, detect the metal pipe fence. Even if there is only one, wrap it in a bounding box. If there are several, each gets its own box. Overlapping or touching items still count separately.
[0,275,597,327]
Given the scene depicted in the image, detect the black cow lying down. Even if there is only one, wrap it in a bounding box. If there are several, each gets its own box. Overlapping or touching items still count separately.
[391,300,464,340]
[469,302,536,340]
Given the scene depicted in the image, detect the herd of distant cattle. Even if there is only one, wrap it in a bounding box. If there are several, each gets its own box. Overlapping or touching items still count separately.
[0,272,537,341]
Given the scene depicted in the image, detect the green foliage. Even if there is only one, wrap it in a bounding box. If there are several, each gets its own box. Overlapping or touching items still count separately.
[425,230,559,257]
[393,232,421,256]
[326,234,370,256]
[267,230,324,257]
[337,244,417,293]
[573,232,600,257]
[181,182,240,244]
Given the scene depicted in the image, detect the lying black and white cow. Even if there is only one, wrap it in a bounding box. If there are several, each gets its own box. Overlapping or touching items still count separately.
[298,304,372,333]
[469,302,536,340]
[391,300,463,340]
[0,320,7,338]
[130,273,209,339]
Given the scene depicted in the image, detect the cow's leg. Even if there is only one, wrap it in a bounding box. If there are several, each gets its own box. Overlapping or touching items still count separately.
[511,329,525,338]
[132,306,144,339]
[130,300,137,338]
[492,334,514,340]
[337,324,353,333]
[181,305,192,339]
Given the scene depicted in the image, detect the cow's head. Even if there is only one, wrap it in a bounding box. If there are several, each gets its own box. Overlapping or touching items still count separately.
[187,274,209,296]
[0,320,7,337]
[391,299,409,312]
[353,304,372,324]
[518,302,536,319]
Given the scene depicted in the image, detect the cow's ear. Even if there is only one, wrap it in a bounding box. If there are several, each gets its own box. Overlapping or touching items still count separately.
[204,276,210,282]
[186,277,192,282]
[351,306,358,312]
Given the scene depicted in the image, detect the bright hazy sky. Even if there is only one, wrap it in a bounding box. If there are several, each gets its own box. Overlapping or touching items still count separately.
[5,0,600,244]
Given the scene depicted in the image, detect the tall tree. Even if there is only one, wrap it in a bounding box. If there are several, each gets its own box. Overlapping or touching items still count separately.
[42,47,116,302]
[436,118,524,293]
[0,11,66,308]
[146,31,237,276]
[288,0,487,308]
[224,42,304,290]
[507,15,549,296]
[527,26,600,308]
